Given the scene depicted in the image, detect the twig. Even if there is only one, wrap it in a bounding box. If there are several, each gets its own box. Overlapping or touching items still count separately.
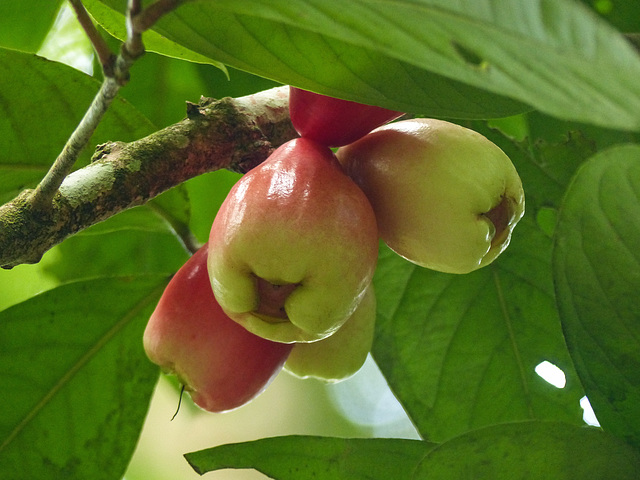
[131,0,181,32]
[68,0,115,74]
[121,0,145,70]
[30,77,122,211]
[0,86,296,269]
[29,0,183,212]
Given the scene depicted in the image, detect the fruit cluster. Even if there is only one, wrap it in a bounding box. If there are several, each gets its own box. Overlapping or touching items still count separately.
[143,87,525,413]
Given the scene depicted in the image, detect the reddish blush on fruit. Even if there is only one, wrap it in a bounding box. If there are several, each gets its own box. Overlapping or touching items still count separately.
[289,86,403,147]
[143,244,293,413]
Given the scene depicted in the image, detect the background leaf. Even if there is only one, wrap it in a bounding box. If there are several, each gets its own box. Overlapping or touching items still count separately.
[89,0,528,120]
[372,217,585,442]
[0,275,168,479]
[84,0,227,71]
[366,115,619,442]
[0,47,155,204]
[0,1,62,52]
[41,205,190,282]
[185,436,436,478]
[579,0,640,33]
[117,49,280,130]
[553,144,640,448]
[414,421,640,479]
[94,0,640,129]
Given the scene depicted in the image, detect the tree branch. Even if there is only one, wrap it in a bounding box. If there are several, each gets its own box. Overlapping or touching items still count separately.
[29,0,182,211]
[0,86,296,269]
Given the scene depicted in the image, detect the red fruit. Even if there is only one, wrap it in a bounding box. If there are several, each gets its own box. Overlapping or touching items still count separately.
[143,244,293,413]
[289,86,403,147]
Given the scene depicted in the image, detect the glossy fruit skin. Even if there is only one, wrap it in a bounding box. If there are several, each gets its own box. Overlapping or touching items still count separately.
[289,86,403,147]
[208,137,378,343]
[337,118,525,274]
[284,285,376,383]
[143,244,293,413]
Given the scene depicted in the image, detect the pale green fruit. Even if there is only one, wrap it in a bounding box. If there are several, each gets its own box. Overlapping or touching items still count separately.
[208,138,379,343]
[284,285,375,383]
[337,118,525,274]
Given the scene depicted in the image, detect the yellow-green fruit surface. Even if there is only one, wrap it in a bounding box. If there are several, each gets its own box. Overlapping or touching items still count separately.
[284,285,375,383]
[337,118,525,274]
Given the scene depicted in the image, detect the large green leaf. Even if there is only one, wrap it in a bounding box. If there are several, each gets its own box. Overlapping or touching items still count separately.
[84,0,227,71]
[0,276,167,479]
[0,47,155,204]
[97,0,640,128]
[368,117,605,442]
[185,423,640,479]
[90,0,527,119]
[579,0,640,33]
[414,421,640,479]
[0,1,62,52]
[185,436,436,478]
[476,116,599,213]
[185,169,242,242]
[372,213,585,442]
[553,144,640,448]
[42,210,190,282]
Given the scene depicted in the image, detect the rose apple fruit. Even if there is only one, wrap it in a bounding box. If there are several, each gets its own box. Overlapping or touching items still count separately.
[208,137,378,343]
[337,118,525,274]
[289,86,403,147]
[284,285,376,383]
[143,244,293,413]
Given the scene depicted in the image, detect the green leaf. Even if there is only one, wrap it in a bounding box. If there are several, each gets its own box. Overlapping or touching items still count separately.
[0,47,155,204]
[185,436,436,478]
[102,0,640,128]
[475,112,639,220]
[0,275,167,479]
[476,117,597,213]
[372,214,585,443]
[116,51,210,128]
[0,1,62,52]
[553,144,640,448]
[91,0,527,119]
[42,214,189,282]
[185,169,242,242]
[414,421,640,479]
[83,0,227,72]
[578,0,640,34]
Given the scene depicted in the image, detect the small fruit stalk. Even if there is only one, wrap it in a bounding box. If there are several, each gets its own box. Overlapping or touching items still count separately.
[208,137,379,343]
[285,285,376,383]
[337,118,525,274]
[289,86,403,147]
[143,244,293,413]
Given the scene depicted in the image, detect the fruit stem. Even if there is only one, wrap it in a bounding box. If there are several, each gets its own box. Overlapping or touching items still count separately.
[171,385,186,421]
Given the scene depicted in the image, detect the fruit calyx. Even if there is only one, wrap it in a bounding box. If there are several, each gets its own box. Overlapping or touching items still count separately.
[255,277,299,323]
[482,194,519,248]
